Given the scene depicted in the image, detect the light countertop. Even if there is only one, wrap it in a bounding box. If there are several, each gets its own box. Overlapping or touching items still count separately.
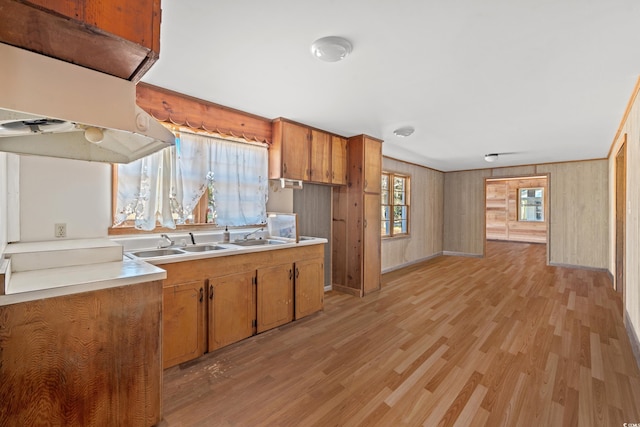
[0,257,166,306]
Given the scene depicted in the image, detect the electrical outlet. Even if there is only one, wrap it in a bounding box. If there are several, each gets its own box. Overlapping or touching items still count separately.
[54,223,66,238]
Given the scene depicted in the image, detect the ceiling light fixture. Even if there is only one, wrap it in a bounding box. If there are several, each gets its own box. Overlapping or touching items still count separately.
[484,153,499,162]
[311,36,352,62]
[393,126,415,137]
[84,126,104,144]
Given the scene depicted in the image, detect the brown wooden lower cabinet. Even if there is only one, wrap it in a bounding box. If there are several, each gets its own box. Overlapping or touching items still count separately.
[257,263,294,333]
[208,271,256,351]
[162,280,206,369]
[161,244,325,368]
[0,281,163,426]
[294,257,324,319]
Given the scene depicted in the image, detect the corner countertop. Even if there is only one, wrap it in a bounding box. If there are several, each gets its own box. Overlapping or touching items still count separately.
[0,257,166,306]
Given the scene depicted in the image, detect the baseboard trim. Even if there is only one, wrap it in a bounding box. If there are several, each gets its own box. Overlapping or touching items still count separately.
[443,251,483,258]
[331,284,362,297]
[624,309,640,371]
[548,262,609,273]
[323,284,332,292]
[381,252,443,274]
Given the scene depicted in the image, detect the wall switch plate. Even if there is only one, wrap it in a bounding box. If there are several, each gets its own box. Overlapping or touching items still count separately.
[54,223,66,238]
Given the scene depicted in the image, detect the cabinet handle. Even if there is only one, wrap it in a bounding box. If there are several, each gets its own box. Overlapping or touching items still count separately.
[283,163,287,173]
[295,267,300,279]
[199,287,204,302]
[209,284,214,300]
[364,179,368,189]
[332,171,335,180]
[364,219,368,228]
[289,269,293,280]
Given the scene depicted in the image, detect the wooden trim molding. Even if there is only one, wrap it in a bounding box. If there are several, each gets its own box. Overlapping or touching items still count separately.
[136,83,273,144]
[609,76,640,159]
[625,309,640,371]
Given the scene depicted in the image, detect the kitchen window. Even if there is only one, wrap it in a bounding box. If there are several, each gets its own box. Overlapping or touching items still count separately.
[112,131,268,232]
[381,172,410,237]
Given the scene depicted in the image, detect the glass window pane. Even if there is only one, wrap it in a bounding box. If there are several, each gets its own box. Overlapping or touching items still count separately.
[393,191,405,205]
[381,206,390,221]
[381,220,390,235]
[381,190,389,205]
[381,175,389,191]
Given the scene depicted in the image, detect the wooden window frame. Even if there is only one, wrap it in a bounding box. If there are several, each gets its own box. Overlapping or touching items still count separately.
[381,172,410,238]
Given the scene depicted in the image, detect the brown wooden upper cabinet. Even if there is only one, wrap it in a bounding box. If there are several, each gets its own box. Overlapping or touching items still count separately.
[331,135,348,185]
[0,0,162,81]
[363,136,382,193]
[270,118,348,186]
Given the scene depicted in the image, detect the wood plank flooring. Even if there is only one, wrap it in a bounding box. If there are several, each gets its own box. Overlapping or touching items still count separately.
[162,242,640,426]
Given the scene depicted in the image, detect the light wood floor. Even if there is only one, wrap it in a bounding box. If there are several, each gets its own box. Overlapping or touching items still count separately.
[162,241,640,426]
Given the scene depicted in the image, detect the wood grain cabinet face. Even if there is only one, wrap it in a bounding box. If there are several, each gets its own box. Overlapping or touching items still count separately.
[271,120,311,181]
[208,271,256,352]
[257,264,294,333]
[0,0,161,81]
[331,135,348,185]
[363,193,382,294]
[294,258,325,319]
[163,281,206,369]
[310,129,332,183]
[363,136,382,194]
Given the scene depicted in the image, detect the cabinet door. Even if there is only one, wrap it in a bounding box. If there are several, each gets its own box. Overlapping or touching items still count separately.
[331,135,348,185]
[363,137,382,194]
[363,193,381,294]
[310,129,331,183]
[294,258,325,319]
[257,264,294,333]
[163,281,205,369]
[208,271,256,352]
[282,121,310,181]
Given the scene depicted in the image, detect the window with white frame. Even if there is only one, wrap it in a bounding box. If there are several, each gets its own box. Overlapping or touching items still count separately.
[113,132,268,231]
[381,172,410,237]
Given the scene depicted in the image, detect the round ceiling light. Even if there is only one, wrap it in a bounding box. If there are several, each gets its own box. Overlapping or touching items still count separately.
[311,36,352,62]
[393,126,415,137]
[484,153,499,162]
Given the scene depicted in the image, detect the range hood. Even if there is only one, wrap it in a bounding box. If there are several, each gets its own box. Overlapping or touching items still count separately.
[0,43,174,163]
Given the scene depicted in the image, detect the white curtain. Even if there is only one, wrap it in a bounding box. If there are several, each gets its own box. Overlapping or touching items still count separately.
[210,138,268,226]
[173,133,211,224]
[114,132,268,230]
[114,147,176,230]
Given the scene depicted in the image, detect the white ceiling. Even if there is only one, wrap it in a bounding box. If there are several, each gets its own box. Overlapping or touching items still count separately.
[142,0,640,172]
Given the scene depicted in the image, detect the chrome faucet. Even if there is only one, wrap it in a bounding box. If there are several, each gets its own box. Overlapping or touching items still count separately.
[242,227,264,240]
[158,234,174,249]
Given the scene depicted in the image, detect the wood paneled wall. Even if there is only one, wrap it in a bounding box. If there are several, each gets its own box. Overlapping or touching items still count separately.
[381,158,444,272]
[443,161,608,269]
[293,184,332,287]
[537,160,608,268]
[486,177,547,243]
[608,77,640,364]
[136,83,272,143]
[443,169,492,255]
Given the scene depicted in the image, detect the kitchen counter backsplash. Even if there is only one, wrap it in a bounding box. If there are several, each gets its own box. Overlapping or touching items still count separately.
[111,228,270,252]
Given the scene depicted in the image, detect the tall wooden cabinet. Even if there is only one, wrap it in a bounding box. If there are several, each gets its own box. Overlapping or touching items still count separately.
[332,135,383,297]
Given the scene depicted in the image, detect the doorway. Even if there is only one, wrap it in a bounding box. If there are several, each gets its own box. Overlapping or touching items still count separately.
[485,176,548,244]
[615,138,626,303]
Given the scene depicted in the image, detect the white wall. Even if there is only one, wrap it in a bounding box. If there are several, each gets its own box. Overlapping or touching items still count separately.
[19,156,111,242]
[266,180,293,213]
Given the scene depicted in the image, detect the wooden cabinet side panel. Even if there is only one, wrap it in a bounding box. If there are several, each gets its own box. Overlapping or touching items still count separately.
[331,136,348,185]
[257,264,293,333]
[208,271,256,352]
[84,0,158,49]
[363,193,382,294]
[364,137,382,194]
[0,281,162,426]
[295,257,324,319]
[163,280,205,369]
[310,130,331,183]
[0,0,154,80]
